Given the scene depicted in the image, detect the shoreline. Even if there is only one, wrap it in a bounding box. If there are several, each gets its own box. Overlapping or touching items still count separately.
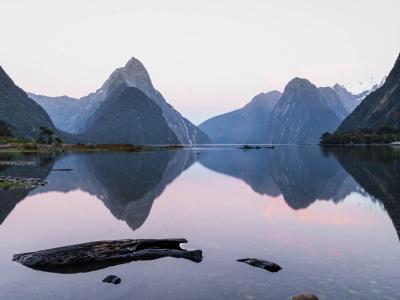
[0,143,184,153]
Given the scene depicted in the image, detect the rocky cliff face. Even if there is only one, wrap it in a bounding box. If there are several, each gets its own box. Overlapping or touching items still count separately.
[0,66,56,139]
[82,85,179,144]
[318,87,349,120]
[29,57,209,144]
[199,91,281,143]
[333,84,367,113]
[337,53,400,132]
[332,77,386,114]
[268,78,341,144]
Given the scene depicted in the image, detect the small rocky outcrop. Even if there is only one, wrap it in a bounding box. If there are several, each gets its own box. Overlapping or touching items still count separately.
[237,258,282,272]
[0,176,47,190]
[102,275,121,285]
[0,161,37,166]
[291,294,319,300]
[13,238,202,273]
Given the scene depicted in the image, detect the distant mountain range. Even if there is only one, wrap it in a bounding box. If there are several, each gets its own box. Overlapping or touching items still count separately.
[28,58,209,144]
[1,53,392,145]
[200,76,380,144]
[337,54,400,132]
[199,91,281,143]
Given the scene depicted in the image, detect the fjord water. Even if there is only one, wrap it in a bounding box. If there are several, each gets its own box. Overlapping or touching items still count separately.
[1,146,400,299]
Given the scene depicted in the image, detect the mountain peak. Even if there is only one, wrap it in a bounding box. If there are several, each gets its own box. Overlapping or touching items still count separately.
[123,57,148,74]
[286,77,315,90]
[100,57,154,95]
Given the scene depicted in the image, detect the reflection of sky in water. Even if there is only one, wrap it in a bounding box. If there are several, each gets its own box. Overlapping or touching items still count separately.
[0,148,400,299]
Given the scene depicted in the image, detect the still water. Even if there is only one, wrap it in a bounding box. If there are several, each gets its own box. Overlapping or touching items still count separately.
[0,146,400,299]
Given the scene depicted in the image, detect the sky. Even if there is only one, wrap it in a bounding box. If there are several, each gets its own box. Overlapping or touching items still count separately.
[1,0,399,124]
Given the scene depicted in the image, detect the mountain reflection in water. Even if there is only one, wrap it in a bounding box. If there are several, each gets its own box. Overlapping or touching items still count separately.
[1,146,400,237]
[1,146,400,299]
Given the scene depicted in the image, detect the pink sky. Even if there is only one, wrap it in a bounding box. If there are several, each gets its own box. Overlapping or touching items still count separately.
[1,0,399,123]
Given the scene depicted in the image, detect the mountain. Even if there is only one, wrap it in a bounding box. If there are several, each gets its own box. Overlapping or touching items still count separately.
[318,87,349,120]
[26,93,84,133]
[337,53,400,132]
[198,91,281,143]
[333,84,369,113]
[82,85,179,144]
[0,66,56,139]
[268,78,341,144]
[29,58,209,144]
[332,77,386,113]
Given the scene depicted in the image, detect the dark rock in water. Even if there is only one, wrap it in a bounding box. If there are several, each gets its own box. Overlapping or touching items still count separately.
[292,294,319,300]
[102,275,121,285]
[13,238,202,273]
[239,145,274,150]
[240,145,253,149]
[50,168,73,172]
[237,258,282,272]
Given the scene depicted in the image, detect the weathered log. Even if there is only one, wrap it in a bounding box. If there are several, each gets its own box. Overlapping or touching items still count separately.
[237,258,282,272]
[13,238,202,273]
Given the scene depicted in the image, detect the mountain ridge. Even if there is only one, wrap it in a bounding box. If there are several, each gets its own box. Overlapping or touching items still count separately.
[337,53,400,132]
[28,57,210,144]
[199,91,281,143]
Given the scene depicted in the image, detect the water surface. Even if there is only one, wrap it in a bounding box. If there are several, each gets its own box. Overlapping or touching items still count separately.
[1,146,400,299]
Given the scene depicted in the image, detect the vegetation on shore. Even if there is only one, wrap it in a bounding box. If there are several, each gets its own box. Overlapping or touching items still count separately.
[0,179,28,190]
[320,127,400,145]
[0,127,183,153]
[0,142,184,153]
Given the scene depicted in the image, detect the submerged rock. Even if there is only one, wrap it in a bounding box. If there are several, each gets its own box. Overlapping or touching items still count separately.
[13,238,202,273]
[102,275,121,285]
[292,294,319,300]
[237,258,282,272]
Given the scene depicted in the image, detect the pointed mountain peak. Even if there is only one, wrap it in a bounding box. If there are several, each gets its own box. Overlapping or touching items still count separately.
[99,57,155,95]
[333,83,346,90]
[123,57,148,74]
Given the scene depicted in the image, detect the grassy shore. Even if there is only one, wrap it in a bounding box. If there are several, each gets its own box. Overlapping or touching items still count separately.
[0,179,27,189]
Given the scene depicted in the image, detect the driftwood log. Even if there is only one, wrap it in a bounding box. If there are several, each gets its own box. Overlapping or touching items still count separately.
[13,238,202,273]
[237,258,282,272]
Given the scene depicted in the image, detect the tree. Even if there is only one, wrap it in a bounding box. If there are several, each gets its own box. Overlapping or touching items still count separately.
[39,127,55,144]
